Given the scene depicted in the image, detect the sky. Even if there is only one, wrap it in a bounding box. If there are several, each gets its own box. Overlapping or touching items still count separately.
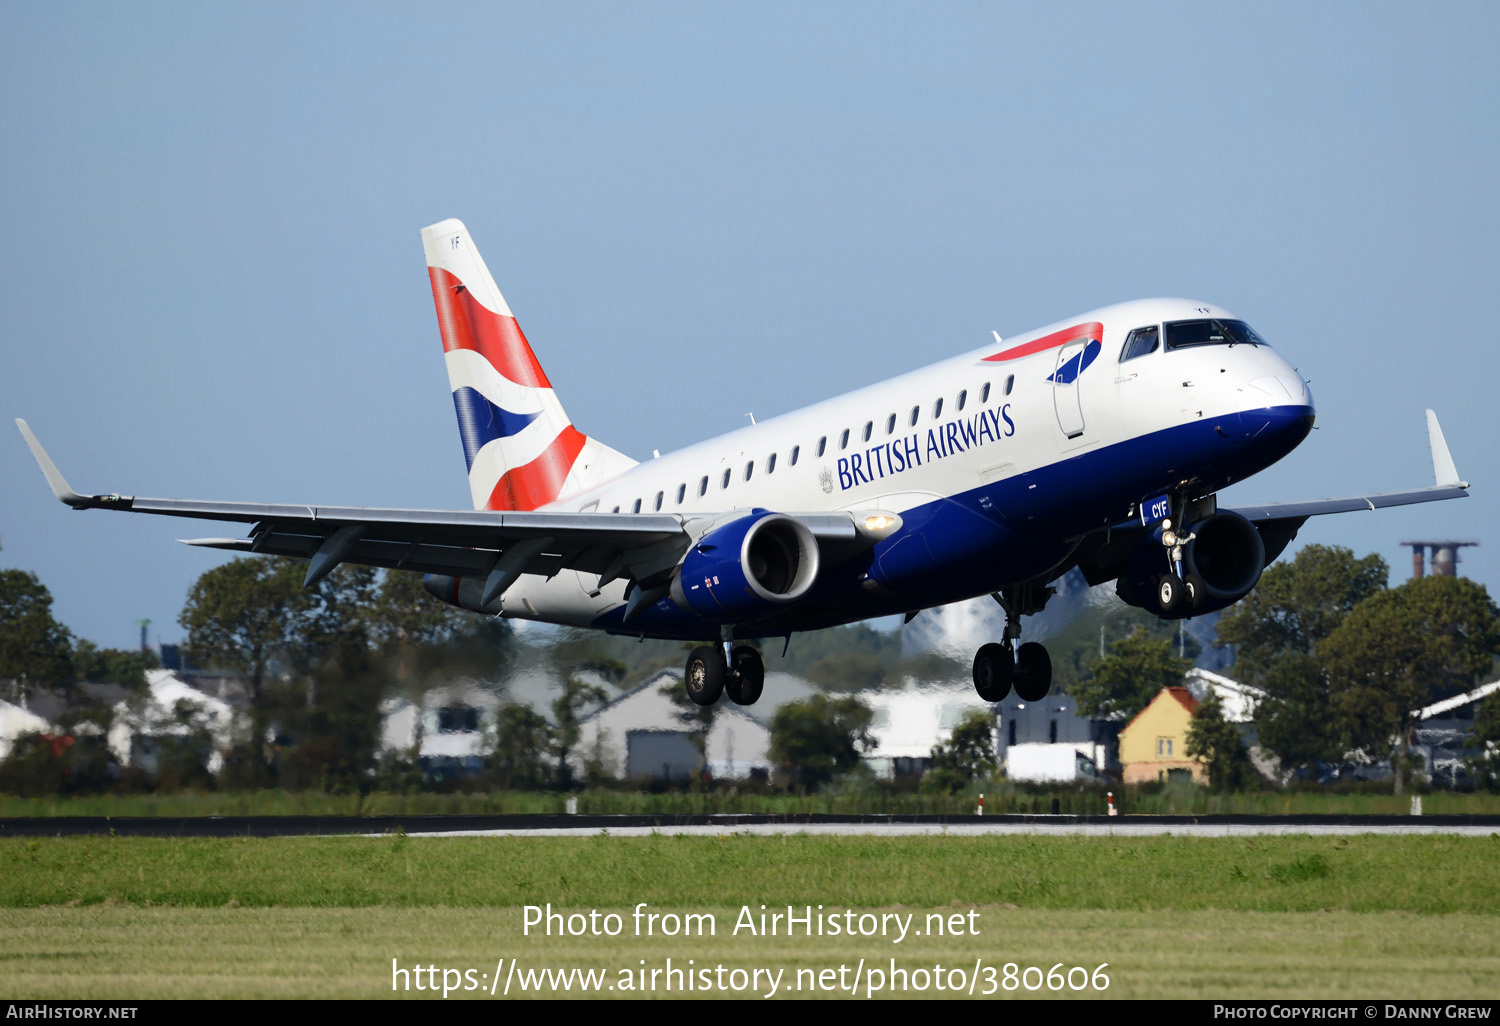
[2,1,1496,651]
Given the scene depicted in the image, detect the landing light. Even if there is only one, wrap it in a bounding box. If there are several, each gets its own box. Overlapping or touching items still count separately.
[855,511,902,540]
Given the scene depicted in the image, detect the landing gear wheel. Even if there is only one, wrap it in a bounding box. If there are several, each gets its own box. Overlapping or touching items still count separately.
[1158,573,1186,614]
[684,645,725,706]
[972,642,1014,702]
[1013,642,1052,702]
[726,645,765,706]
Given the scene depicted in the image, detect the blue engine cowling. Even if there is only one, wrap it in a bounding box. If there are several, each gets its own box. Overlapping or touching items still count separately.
[669,510,820,623]
[1116,511,1266,618]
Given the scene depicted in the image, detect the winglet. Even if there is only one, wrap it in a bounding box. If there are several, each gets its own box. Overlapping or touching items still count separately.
[1425,410,1467,489]
[14,419,94,508]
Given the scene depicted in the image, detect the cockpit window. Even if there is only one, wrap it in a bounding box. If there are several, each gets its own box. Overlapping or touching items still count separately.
[1120,325,1160,362]
[1164,319,1268,350]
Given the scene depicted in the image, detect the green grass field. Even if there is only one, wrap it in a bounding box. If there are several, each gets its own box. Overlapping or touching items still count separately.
[2,834,1497,999]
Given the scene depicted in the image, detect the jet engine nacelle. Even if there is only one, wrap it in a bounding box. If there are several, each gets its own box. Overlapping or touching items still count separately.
[670,510,820,623]
[1116,510,1266,619]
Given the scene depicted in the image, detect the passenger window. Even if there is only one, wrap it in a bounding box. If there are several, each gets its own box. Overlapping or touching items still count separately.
[721,469,731,489]
[862,421,873,442]
[885,413,896,435]
[932,397,943,419]
[744,461,754,482]
[1120,325,1160,362]
[790,445,800,466]
[910,405,919,427]
[957,389,967,411]
[839,429,850,450]
[767,452,777,474]
[1005,374,1014,395]
[698,476,708,497]
[676,483,686,504]
[632,499,642,514]
[817,436,827,457]
[980,383,990,403]
[611,505,620,514]
[654,491,663,511]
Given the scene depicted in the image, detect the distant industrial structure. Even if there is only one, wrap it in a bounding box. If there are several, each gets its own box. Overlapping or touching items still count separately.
[1402,540,1479,578]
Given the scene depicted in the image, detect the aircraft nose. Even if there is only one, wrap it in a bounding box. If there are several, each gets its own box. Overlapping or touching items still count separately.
[1247,374,1314,409]
[1236,403,1315,461]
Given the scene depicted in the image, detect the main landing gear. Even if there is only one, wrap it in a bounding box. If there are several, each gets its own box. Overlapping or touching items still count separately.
[972,585,1053,703]
[684,634,764,707]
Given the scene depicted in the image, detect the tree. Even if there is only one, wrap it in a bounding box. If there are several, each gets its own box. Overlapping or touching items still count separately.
[768,694,874,790]
[275,564,390,793]
[1071,628,1192,722]
[1215,545,1388,778]
[1322,575,1500,793]
[373,570,515,683]
[490,702,553,789]
[1184,692,1255,792]
[926,710,997,792]
[547,629,627,685]
[805,653,889,691]
[551,676,608,789]
[180,557,311,783]
[1216,545,1388,680]
[0,569,74,702]
[180,558,394,790]
[70,639,152,693]
[1251,653,1345,773]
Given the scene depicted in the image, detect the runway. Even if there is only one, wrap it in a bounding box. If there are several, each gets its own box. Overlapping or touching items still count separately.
[3,813,1498,838]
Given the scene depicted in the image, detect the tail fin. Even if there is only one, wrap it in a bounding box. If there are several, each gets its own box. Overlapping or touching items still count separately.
[421,219,636,511]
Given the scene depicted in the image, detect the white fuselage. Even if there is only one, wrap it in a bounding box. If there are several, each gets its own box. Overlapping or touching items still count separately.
[487,297,1312,634]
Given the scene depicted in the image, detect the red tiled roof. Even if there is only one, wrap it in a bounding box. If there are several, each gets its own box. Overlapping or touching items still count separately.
[1164,686,1199,716]
[1121,685,1200,735]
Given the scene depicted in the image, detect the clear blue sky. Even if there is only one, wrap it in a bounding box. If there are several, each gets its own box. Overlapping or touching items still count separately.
[3,1,1495,650]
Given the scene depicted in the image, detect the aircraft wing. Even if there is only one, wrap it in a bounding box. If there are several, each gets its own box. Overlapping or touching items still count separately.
[1224,409,1467,547]
[15,419,863,592]
[1071,409,1468,585]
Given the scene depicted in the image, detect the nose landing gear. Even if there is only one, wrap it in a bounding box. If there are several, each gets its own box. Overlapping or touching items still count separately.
[1156,516,1198,614]
[971,584,1054,703]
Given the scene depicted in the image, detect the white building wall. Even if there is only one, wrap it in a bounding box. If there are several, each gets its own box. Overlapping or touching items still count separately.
[0,701,51,761]
[574,673,770,780]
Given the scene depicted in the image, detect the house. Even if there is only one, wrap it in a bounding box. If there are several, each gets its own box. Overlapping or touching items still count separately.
[859,680,997,779]
[1118,686,1204,784]
[107,669,237,774]
[1182,667,1264,723]
[1412,679,1500,787]
[380,680,508,776]
[572,671,771,781]
[0,699,51,761]
[996,691,1111,782]
[1,671,237,775]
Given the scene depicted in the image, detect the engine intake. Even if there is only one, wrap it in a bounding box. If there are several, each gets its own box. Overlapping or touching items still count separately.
[670,511,820,623]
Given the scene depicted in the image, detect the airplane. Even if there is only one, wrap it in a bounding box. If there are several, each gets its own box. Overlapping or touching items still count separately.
[17,218,1470,710]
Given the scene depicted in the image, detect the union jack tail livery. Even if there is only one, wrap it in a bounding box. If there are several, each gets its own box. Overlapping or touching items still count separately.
[421,219,635,511]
